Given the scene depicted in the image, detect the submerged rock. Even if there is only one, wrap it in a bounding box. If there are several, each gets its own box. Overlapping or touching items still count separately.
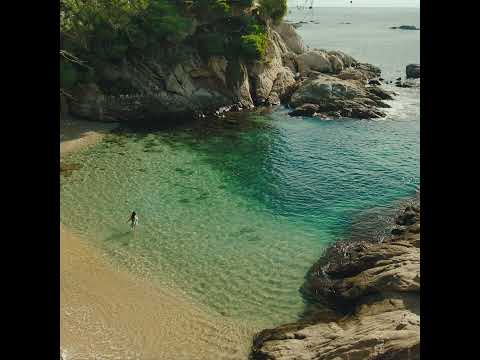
[288,103,321,117]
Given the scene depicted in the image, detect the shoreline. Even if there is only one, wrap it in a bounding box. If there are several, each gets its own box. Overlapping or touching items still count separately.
[251,200,420,359]
[60,116,119,157]
[60,120,253,359]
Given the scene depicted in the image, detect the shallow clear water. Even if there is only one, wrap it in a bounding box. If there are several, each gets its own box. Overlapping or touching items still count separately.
[61,106,419,329]
[61,6,420,357]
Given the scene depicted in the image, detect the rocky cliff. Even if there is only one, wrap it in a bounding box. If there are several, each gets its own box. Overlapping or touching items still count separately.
[66,21,395,123]
[251,202,420,360]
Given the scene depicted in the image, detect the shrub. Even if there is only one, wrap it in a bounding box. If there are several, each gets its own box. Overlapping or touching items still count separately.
[197,32,226,58]
[258,0,287,23]
[60,60,78,89]
[239,33,268,61]
[192,0,230,18]
[228,0,254,7]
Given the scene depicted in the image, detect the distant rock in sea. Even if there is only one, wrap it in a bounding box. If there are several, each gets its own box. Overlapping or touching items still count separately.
[406,64,420,79]
[390,25,420,30]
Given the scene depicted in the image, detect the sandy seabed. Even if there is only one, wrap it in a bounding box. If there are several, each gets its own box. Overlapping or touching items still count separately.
[60,119,252,360]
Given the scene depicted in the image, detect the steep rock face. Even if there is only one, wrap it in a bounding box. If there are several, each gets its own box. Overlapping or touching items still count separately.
[68,84,109,122]
[68,24,298,121]
[273,22,307,55]
[67,20,394,123]
[249,29,297,106]
[251,204,421,360]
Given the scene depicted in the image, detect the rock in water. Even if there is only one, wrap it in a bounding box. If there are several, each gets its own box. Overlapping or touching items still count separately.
[251,203,421,360]
[288,103,320,117]
[390,25,420,30]
[288,74,389,119]
[406,64,421,79]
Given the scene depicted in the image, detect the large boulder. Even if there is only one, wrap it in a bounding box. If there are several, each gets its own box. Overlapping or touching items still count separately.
[253,307,420,360]
[295,49,361,77]
[406,64,420,79]
[296,50,335,75]
[288,74,389,119]
[290,76,364,107]
[251,203,421,360]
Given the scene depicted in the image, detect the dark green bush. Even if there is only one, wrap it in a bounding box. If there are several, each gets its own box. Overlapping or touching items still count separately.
[258,0,287,23]
[192,0,230,18]
[239,33,268,60]
[60,60,78,89]
[228,0,254,7]
[197,32,226,58]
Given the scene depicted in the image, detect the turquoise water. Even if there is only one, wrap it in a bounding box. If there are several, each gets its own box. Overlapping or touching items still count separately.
[60,7,420,336]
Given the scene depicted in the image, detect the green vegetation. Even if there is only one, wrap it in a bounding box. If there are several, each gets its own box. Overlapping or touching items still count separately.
[60,0,280,94]
[60,60,78,89]
[238,22,268,60]
[239,33,268,60]
[258,0,287,24]
[192,0,230,18]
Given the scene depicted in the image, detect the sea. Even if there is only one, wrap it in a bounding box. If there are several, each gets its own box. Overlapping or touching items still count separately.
[60,7,420,360]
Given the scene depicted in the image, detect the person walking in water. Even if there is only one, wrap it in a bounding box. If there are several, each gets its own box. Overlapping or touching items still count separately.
[127,211,139,231]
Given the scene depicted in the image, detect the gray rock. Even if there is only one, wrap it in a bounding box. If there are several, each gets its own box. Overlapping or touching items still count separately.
[68,83,109,122]
[406,64,420,79]
[367,86,395,100]
[274,22,307,55]
[296,50,335,75]
[288,103,320,117]
[289,74,387,119]
[251,204,421,360]
[391,25,420,30]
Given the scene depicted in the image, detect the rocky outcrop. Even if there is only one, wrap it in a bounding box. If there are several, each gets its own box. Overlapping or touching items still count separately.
[251,203,420,360]
[273,22,307,55]
[288,75,393,119]
[295,49,357,76]
[69,84,109,122]
[249,29,298,106]
[67,21,396,123]
[68,25,299,121]
[406,64,420,79]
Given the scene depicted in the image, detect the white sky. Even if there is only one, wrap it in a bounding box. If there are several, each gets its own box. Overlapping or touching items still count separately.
[288,0,420,7]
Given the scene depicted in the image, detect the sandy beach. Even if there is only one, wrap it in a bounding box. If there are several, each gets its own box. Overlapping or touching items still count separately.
[60,119,252,360]
[60,117,119,156]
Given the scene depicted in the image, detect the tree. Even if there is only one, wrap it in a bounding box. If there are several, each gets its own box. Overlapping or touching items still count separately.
[258,0,287,24]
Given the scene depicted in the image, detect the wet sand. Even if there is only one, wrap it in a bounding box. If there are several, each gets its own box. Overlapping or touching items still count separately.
[60,117,119,156]
[60,119,252,360]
